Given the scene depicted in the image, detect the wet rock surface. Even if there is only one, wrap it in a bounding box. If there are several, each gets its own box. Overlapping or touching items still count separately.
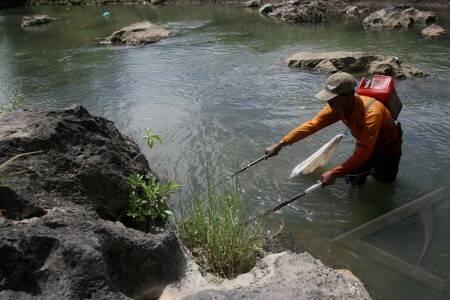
[162,251,371,300]
[339,5,371,19]
[243,0,260,8]
[287,51,428,78]
[0,106,185,299]
[260,0,342,24]
[21,15,55,28]
[102,21,171,46]
[363,7,437,30]
[421,24,447,38]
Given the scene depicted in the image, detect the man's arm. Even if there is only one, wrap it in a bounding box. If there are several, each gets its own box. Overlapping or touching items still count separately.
[265,105,339,157]
[326,110,382,178]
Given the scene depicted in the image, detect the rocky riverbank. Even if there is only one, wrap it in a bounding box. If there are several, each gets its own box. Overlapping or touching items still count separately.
[0,106,372,299]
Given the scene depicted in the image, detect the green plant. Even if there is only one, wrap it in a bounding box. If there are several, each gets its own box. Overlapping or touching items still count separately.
[177,180,264,278]
[127,174,181,224]
[0,151,43,186]
[134,128,162,160]
[0,93,22,113]
[143,128,162,149]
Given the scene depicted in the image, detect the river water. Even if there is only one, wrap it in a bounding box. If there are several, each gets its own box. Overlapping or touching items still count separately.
[1,5,449,299]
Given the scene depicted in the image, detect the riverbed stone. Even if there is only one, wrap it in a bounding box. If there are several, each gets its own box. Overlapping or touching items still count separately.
[339,5,371,19]
[162,251,371,299]
[21,15,55,28]
[102,21,171,46]
[363,7,437,30]
[421,24,447,38]
[261,0,335,24]
[287,51,428,78]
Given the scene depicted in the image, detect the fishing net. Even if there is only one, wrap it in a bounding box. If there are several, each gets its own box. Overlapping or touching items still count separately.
[289,133,345,178]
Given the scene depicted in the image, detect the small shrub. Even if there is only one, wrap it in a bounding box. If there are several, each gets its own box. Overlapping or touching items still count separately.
[127,174,181,225]
[177,181,264,278]
[134,128,162,160]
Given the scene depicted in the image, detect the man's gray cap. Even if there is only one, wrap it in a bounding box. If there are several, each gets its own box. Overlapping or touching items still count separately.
[315,72,356,101]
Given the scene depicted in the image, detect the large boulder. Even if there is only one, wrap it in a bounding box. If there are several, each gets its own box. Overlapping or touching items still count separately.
[421,24,447,38]
[0,105,151,221]
[363,7,436,30]
[162,251,371,299]
[0,207,185,299]
[287,51,428,79]
[0,106,186,299]
[102,21,171,46]
[21,15,55,28]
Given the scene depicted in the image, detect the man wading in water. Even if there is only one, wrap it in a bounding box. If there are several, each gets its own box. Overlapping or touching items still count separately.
[265,72,402,187]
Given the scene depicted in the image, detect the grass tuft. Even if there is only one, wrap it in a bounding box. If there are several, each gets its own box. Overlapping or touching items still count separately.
[177,181,264,278]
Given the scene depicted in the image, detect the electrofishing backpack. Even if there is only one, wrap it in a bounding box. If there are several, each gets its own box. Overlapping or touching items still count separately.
[356,75,402,120]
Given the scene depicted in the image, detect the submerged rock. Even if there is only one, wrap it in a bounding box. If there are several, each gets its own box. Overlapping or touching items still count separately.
[287,51,428,79]
[162,251,371,299]
[21,15,55,28]
[363,7,437,30]
[102,21,171,46]
[421,24,447,38]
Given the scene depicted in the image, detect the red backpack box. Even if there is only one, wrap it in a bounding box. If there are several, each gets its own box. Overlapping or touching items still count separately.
[356,75,402,120]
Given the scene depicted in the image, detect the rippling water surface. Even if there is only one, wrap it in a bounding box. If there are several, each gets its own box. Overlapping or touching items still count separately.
[1,5,450,299]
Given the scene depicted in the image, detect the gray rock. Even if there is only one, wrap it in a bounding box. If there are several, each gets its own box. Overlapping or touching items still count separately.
[243,0,260,8]
[0,105,152,221]
[339,5,371,19]
[265,0,333,24]
[0,106,186,299]
[363,7,437,30]
[0,207,185,299]
[21,15,55,28]
[421,24,447,38]
[163,251,371,299]
[259,3,273,15]
[368,56,427,78]
[287,51,428,79]
[102,21,171,46]
[401,7,436,23]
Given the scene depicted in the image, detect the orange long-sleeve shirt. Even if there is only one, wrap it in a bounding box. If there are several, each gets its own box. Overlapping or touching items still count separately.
[282,95,401,176]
